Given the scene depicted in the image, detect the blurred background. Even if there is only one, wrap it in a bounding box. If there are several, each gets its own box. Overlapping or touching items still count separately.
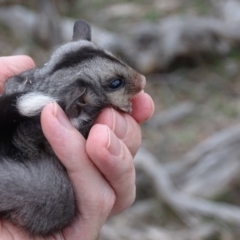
[1,0,240,239]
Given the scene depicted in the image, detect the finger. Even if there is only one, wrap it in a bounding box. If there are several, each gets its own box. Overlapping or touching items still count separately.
[86,124,136,215]
[130,91,155,123]
[41,103,115,224]
[41,103,115,239]
[0,55,35,80]
[0,55,35,92]
[41,102,87,173]
[0,220,31,240]
[95,108,141,157]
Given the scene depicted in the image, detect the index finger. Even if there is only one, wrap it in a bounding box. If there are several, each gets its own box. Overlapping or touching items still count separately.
[130,91,155,123]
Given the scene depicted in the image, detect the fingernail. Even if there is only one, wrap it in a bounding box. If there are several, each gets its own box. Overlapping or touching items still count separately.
[111,108,128,139]
[105,125,122,156]
[145,94,155,121]
[53,102,73,130]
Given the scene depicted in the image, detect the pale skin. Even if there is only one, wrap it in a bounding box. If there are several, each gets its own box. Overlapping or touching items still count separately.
[0,55,154,240]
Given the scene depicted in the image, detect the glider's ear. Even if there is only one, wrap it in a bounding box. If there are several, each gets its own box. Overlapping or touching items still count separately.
[65,87,87,118]
[72,19,91,41]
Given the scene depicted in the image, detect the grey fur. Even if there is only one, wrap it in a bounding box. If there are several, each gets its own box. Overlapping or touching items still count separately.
[0,19,145,236]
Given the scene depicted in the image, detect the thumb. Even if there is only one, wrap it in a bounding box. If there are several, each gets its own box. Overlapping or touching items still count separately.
[41,102,115,238]
[40,102,87,173]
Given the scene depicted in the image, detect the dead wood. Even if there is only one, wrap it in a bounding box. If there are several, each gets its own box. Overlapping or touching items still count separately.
[146,101,196,129]
[165,123,240,198]
[1,5,240,73]
[135,148,240,226]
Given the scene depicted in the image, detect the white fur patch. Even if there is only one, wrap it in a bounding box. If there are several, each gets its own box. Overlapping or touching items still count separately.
[17,92,57,117]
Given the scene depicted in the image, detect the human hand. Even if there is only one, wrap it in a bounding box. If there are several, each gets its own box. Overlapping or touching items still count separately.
[0,56,154,240]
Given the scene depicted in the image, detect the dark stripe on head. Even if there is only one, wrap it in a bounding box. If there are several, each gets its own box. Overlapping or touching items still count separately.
[50,47,125,74]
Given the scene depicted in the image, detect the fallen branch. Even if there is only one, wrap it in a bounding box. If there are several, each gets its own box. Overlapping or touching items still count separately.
[135,148,240,226]
[164,123,240,197]
[146,101,195,129]
[1,5,240,73]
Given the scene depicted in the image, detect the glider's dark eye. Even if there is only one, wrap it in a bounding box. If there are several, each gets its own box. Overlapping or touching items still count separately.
[109,79,124,90]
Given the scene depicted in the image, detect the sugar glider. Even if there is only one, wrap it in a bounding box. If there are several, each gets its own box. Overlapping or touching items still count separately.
[0,19,146,236]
